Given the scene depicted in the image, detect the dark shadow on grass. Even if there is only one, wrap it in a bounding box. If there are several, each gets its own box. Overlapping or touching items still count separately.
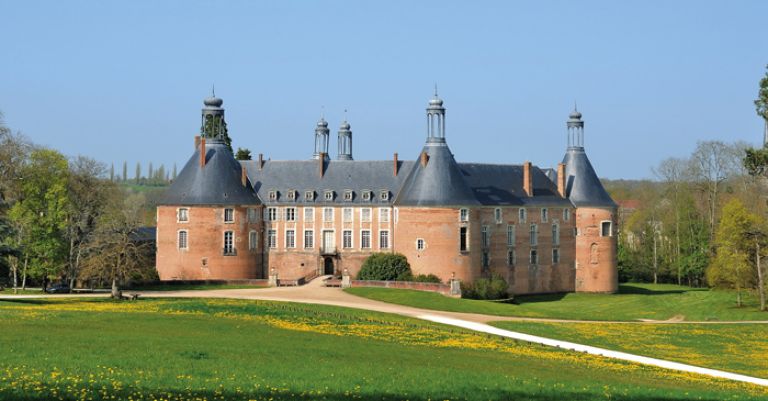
[511,292,568,304]
[618,284,705,295]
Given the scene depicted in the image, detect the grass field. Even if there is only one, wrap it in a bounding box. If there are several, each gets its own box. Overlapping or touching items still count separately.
[492,321,768,378]
[125,283,265,291]
[1,298,764,400]
[345,283,768,321]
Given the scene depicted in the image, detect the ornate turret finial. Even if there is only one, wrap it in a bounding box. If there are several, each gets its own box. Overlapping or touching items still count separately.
[337,113,353,161]
[567,104,585,148]
[434,83,438,98]
[212,84,215,98]
[426,88,446,143]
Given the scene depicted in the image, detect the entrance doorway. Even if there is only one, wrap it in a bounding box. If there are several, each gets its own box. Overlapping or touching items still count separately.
[323,257,334,275]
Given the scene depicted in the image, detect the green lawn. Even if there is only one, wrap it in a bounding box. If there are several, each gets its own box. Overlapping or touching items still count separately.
[492,321,768,378]
[345,283,768,321]
[125,283,266,291]
[0,298,763,400]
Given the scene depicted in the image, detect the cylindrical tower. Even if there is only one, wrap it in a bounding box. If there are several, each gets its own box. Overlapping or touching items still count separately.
[313,118,330,160]
[337,120,353,160]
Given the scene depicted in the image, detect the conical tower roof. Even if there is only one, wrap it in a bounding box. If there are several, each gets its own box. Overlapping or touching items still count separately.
[562,147,615,208]
[394,142,480,207]
[161,140,259,206]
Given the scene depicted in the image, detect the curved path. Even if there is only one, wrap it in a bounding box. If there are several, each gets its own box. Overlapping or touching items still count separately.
[3,280,768,387]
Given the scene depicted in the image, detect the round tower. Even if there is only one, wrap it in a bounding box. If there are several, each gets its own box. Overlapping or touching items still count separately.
[562,107,618,293]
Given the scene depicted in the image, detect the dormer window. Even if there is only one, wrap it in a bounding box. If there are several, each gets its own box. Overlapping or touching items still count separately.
[324,190,334,201]
[344,190,354,201]
[380,190,389,201]
[268,190,278,201]
[362,190,372,201]
[287,190,297,201]
[305,191,315,201]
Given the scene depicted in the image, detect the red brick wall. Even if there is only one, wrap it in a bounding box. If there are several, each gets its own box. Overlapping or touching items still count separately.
[574,206,618,293]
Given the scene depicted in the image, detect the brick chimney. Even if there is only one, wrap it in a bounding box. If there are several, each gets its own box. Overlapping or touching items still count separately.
[258,153,264,170]
[318,152,326,178]
[200,138,206,168]
[523,161,533,197]
[194,135,201,150]
[241,165,248,187]
[557,163,566,198]
[393,153,399,176]
[420,151,429,167]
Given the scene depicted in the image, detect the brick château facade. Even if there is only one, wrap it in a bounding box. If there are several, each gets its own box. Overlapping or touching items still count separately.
[156,93,618,294]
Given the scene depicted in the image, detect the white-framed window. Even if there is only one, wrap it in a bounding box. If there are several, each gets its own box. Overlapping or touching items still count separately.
[507,249,516,266]
[268,230,277,249]
[361,208,372,222]
[362,190,372,201]
[343,207,353,223]
[481,225,490,248]
[249,231,257,251]
[287,190,296,201]
[507,224,515,246]
[459,208,469,222]
[342,230,353,249]
[416,238,425,251]
[552,223,560,246]
[323,207,334,222]
[224,231,234,254]
[344,190,354,201]
[268,190,277,201]
[324,190,334,201]
[459,227,468,252]
[530,249,538,265]
[541,208,548,223]
[380,190,389,201]
[530,224,538,246]
[305,190,315,201]
[177,208,189,223]
[224,208,234,223]
[247,208,259,223]
[284,207,296,222]
[601,221,613,237]
[519,208,527,223]
[304,230,314,248]
[304,207,314,222]
[361,230,371,249]
[563,208,570,222]
[552,248,560,264]
[379,208,390,223]
[267,207,278,221]
[494,208,502,224]
[379,230,389,249]
[285,229,295,248]
[178,230,188,250]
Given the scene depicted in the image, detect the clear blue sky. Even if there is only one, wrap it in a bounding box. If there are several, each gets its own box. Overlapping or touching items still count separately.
[2,1,767,179]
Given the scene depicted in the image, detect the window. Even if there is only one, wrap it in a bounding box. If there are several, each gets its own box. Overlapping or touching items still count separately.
[507,249,516,266]
[459,208,469,222]
[362,190,371,201]
[507,224,516,246]
[552,223,560,246]
[267,207,278,221]
[324,191,334,201]
[177,208,189,222]
[459,227,468,252]
[249,231,257,251]
[380,190,389,201]
[268,230,277,249]
[379,208,390,223]
[361,230,371,249]
[530,224,538,246]
[247,208,259,223]
[563,208,570,222]
[304,191,315,201]
[224,208,234,223]
[481,225,490,248]
[519,208,527,223]
[224,231,234,255]
[342,230,352,249]
[379,230,389,249]
[304,230,314,248]
[344,190,353,201]
[530,249,538,265]
[482,252,490,269]
[287,190,296,201]
[541,208,548,223]
[494,208,502,224]
[178,230,188,250]
[285,229,295,248]
[601,221,613,237]
[361,208,372,222]
[323,207,334,222]
[552,248,560,264]
[416,238,425,251]
[269,190,277,201]
[284,207,296,222]
[304,207,314,222]
[343,207,353,222]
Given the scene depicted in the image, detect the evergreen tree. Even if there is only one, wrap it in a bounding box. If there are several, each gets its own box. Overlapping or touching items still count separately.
[109,163,114,182]
[235,147,252,160]
[172,163,177,181]
[135,162,141,184]
[148,162,154,182]
[122,161,128,182]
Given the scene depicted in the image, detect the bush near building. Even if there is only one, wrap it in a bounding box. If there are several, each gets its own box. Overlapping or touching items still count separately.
[357,253,411,281]
[461,274,509,300]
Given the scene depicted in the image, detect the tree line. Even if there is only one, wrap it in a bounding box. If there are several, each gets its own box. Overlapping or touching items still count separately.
[108,161,177,186]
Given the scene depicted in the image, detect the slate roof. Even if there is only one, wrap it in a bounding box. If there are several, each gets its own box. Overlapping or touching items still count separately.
[160,140,259,206]
[459,163,571,207]
[561,146,616,208]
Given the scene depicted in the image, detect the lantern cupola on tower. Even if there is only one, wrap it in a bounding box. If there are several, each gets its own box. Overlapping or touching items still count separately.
[313,117,330,160]
[201,89,227,143]
[337,118,353,160]
[426,87,446,143]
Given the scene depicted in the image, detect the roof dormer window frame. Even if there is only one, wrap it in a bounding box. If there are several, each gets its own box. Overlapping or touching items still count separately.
[324,190,334,201]
[379,190,389,201]
[362,190,372,201]
[268,190,278,202]
[287,190,297,201]
[305,190,315,202]
[344,190,354,202]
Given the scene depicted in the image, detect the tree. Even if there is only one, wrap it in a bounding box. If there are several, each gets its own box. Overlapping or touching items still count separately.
[122,161,128,182]
[690,141,740,243]
[80,193,155,298]
[357,253,411,281]
[135,162,141,184]
[109,163,114,182]
[235,147,252,161]
[756,64,768,123]
[172,163,177,181]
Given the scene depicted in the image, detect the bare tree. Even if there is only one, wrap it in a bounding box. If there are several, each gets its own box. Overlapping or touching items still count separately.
[690,141,739,243]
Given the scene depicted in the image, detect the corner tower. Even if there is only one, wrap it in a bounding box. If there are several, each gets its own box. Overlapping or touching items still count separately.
[561,108,618,293]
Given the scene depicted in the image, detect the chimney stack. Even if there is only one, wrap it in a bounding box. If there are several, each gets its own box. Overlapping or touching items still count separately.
[318,152,326,178]
[200,138,206,168]
[393,153,399,176]
[523,161,533,197]
[557,163,566,198]
[258,153,264,170]
[420,151,429,167]
[194,135,201,150]
[241,165,248,187]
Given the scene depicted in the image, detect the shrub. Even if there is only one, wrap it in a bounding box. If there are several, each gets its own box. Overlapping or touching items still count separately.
[411,274,442,283]
[357,253,412,281]
[461,273,509,300]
